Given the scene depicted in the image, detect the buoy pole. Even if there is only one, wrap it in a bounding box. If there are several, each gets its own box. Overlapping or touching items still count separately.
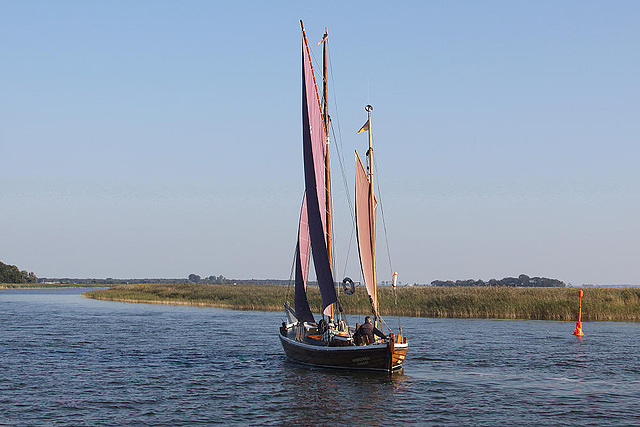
[573,288,584,336]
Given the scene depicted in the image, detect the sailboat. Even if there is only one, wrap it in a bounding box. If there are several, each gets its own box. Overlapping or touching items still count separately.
[278,21,408,372]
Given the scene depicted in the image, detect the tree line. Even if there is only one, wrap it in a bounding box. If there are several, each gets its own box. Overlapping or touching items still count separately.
[188,274,229,284]
[33,274,290,286]
[0,262,37,284]
[187,274,290,286]
[431,274,566,287]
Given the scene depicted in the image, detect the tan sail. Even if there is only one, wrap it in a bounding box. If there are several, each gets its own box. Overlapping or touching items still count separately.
[355,151,377,313]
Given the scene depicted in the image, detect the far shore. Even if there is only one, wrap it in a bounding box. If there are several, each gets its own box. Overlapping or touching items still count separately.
[82,283,640,322]
[1,283,106,289]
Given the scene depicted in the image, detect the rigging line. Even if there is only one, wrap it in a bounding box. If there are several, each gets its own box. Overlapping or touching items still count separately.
[392,285,403,335]
[328,174,340,288]
[323,123,340,304]
[326,47,351,220]
[378,316,393,334]
[330,120,356,261]
[310,34,335,277]
[286,236,297,303]
[314,35,348,317]
[332,122,357,282]
[286,193,307,302]
[310,37,337,303]
[326,48,359,281]
[306,32,352,325]
[286,247,296,302]
[371,138,402,334]
[366,77,370,105]
[372,143,394,279]
[309,48,323,88]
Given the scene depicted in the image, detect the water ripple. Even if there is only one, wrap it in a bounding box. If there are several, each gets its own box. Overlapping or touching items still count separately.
[1,288,638,426]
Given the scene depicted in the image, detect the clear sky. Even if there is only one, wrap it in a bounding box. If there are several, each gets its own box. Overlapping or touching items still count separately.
[2,1,639,285]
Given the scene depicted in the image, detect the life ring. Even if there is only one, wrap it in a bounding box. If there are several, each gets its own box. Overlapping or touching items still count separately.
[342,277,355,295]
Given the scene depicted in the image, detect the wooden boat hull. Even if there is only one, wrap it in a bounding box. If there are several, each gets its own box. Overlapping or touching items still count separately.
[279,330,407,372]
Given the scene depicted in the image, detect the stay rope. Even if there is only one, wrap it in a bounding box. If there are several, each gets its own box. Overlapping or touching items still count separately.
[308,32,402,336]
[372,135,403,336]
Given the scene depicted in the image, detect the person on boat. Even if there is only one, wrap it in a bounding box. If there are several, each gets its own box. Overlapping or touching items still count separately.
[354,316,387,344]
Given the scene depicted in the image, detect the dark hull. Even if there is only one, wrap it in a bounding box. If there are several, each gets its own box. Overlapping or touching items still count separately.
[279,331,408,372]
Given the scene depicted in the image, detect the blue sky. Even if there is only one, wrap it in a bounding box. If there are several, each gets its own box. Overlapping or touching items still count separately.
[2,1,639,285]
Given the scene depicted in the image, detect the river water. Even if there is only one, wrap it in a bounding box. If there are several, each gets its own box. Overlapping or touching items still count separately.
[1,288,638,426]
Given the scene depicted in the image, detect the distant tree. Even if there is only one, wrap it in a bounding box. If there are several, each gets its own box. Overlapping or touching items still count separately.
[188,274,201,283]
[455,279,477,286]
[530,276,565,287]
[500,277,521,287]
[519,274,531,286]
[431,280,455,286]
[1,262,37,283]
[20,270,37,283]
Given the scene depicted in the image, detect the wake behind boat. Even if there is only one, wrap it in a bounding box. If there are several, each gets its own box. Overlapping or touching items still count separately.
[278,21,408,372]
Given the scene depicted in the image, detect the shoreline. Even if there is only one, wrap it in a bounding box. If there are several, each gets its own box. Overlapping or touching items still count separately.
[1,284,106,289]
[82,284,640,322]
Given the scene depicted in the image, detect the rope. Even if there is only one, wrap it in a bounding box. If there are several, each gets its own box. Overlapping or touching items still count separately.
[286,245,296,303]
[326,45,361,328]
[372,151,394,279]
[372,134,403,336]
[330,123,357,280]
[378,315,393,334]
[286,194,307,303]
[326,46,358,283]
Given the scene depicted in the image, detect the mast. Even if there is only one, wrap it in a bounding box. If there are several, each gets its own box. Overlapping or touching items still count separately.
[355,105,378,325]
[365,104,378,324]
[320,27,334,320]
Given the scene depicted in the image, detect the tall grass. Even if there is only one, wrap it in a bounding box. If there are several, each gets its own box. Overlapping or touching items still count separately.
[378,286,640,321]
[83,284,640,321]
[83,284,289,311]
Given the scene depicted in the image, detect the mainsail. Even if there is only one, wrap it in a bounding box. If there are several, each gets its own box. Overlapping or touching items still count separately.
[301,24,337,315]
[355,151,377,312]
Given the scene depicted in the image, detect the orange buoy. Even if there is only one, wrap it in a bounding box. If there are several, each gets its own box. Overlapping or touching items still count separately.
[573,288,584,336]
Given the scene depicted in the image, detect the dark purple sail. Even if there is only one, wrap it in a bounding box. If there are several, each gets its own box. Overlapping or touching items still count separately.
[294,196,314,322]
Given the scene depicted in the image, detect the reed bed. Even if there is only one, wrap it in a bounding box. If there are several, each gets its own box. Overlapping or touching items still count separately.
[83,284,289,311]
[377,286,640,321]
[83,284,640,321]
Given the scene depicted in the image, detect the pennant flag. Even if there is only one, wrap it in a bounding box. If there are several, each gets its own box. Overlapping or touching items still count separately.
[357,119,370,134]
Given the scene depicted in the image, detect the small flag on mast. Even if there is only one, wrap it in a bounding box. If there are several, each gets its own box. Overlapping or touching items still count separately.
[357,119,370,134]
[317,29,328,45]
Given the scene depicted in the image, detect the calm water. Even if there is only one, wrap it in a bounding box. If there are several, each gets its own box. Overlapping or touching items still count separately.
[1,289,638,426]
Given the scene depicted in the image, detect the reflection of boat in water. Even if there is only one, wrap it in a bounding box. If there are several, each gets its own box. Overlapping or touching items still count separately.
[278,363,409,426]
[278,21,408,372]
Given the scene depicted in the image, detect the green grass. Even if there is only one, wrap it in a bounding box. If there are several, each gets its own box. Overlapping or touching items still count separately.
[83,284,640,321]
